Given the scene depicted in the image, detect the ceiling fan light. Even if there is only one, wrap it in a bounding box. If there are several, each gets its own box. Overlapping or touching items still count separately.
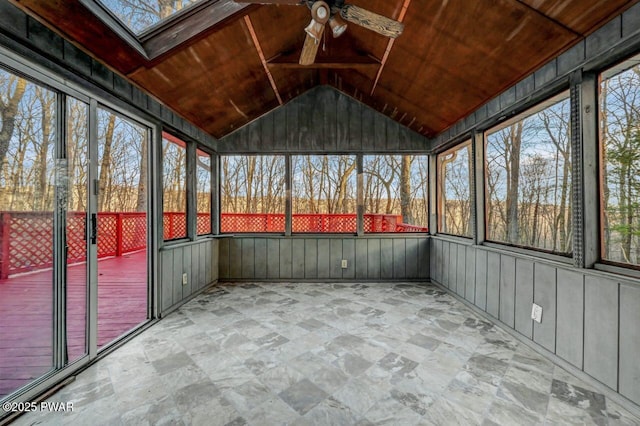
[310,1,330,24]
[304,19,325,42]
[329,15,348,38]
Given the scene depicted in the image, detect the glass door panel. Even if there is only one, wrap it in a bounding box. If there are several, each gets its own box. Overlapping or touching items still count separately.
[0,71,56,398]
[96,107,148,350]
[65,97,89,363]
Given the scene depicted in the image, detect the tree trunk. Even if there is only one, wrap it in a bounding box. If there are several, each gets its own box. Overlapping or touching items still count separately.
[0,77,27,169]
[136,137,147,212]
[506,122,523,244]
[400,155,412,223]
[98,114,116,211]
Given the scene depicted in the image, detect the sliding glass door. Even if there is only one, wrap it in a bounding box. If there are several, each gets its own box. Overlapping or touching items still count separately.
[95,107,149,350]
[0,70,56,399]
[0,61,153,404]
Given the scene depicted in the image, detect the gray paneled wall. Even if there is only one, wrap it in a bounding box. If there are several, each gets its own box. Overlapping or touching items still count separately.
[219,236,429,281]
[159,239,219,314]
[217,86,429,153]
[430,238,640,407]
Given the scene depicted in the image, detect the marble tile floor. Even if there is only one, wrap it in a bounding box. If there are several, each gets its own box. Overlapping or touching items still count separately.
[12,282,640,425]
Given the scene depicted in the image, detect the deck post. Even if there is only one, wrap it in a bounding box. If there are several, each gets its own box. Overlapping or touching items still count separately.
[116,213,123,257]
[0,213,11,279]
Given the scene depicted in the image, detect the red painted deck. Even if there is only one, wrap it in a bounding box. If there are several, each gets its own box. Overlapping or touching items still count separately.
[0,251,147,399]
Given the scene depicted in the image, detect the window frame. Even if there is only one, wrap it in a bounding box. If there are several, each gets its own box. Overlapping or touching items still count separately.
[196,146,214,237]
[362,154,429,234]
[291,154,358,235]
[437,140,473,238]
[161,130,189,242]
[598,55,640,271]
[482,90,573,257]
[219,154,287,235]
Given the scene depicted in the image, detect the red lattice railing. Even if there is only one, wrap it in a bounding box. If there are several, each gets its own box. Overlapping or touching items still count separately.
[0,211,427,279]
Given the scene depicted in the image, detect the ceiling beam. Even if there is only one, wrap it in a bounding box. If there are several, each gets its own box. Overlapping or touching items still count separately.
[370,0,412,96]
[267,52,380,70]
[142,1,256,59]
[244,15,283,105]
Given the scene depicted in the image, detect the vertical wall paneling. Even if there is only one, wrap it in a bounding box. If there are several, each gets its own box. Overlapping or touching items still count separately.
[254,238,267,278]
[584,276,618,390]
[368,239,381,279]
[172,250,183,304]
[430,239,437,281]
[456,244,466,297]
[533,263,556,353]
[317,239,331,279]
[220,237,428,281]
[475,250,488,311]
[499,255,516,328]
[514,258,534,339]
[393,239,406,279]
[355,239,368,279]
[619,284,640,404]
[449,243,458,293]
[304,239,318,279]
[336,94,349,151]
[182,246,193,298]
[210,240,218,283]
[442,241,450,288]
[292,239,305,279]
[486,252,501,318]
[556,269,584,369]
[191,245,200,291]
[342,239,356,279]
[161,250,173,311]
[465,246,476,303]
[418,239,429,279]
[219,238,230,279]
[219,87,430,154]
[380,239,394,280]
[229,238,242,279]
[330,239,343,279]
[267,239,280,279]
[406,238,419,279]
[279,239,293,279]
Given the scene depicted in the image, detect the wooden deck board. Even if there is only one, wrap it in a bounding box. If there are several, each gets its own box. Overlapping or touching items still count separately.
[0,251,147,399]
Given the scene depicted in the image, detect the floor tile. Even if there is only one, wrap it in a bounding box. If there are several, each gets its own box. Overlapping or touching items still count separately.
[11,282,640,426]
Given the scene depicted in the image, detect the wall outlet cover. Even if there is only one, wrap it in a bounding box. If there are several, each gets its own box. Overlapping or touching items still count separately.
[531,303,543,323]
[182,273,188,285]
[341,259,348,268]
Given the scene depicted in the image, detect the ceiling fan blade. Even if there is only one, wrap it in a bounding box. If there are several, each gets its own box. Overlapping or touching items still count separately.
[340,4,404,38]
[234,0,304,4]
[299,23,325,65]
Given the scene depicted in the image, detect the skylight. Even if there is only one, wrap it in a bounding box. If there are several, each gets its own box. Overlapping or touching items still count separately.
[97,0,205,36]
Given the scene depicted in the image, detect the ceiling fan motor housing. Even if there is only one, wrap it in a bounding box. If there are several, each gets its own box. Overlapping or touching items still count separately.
[311,1,330,24]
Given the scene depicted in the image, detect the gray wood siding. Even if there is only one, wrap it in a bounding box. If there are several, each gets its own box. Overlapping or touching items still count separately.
[219,236,429,281]
[218,86,429,153]
[159,239,219,316]
[429,238,640,406]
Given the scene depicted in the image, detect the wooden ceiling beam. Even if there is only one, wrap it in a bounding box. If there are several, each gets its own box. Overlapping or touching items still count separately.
[244,15,283,105]
[370,0,412,96]
[267,50,380,70]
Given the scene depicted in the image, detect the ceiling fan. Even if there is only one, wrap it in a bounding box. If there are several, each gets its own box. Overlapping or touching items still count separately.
[236,0,404,65]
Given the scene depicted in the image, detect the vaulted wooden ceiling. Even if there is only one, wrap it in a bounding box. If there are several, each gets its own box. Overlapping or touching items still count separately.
[11,0,639,138]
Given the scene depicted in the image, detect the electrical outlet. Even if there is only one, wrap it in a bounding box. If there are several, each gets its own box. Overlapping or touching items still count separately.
[341,259,348,269]
[531,303,543,323]
[182,273,188,286]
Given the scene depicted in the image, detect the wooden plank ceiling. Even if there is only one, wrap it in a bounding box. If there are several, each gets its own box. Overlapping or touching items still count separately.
[12,0,639,138]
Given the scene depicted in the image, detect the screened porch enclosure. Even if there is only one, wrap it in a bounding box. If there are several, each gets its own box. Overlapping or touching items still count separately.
[3,0,640,422]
